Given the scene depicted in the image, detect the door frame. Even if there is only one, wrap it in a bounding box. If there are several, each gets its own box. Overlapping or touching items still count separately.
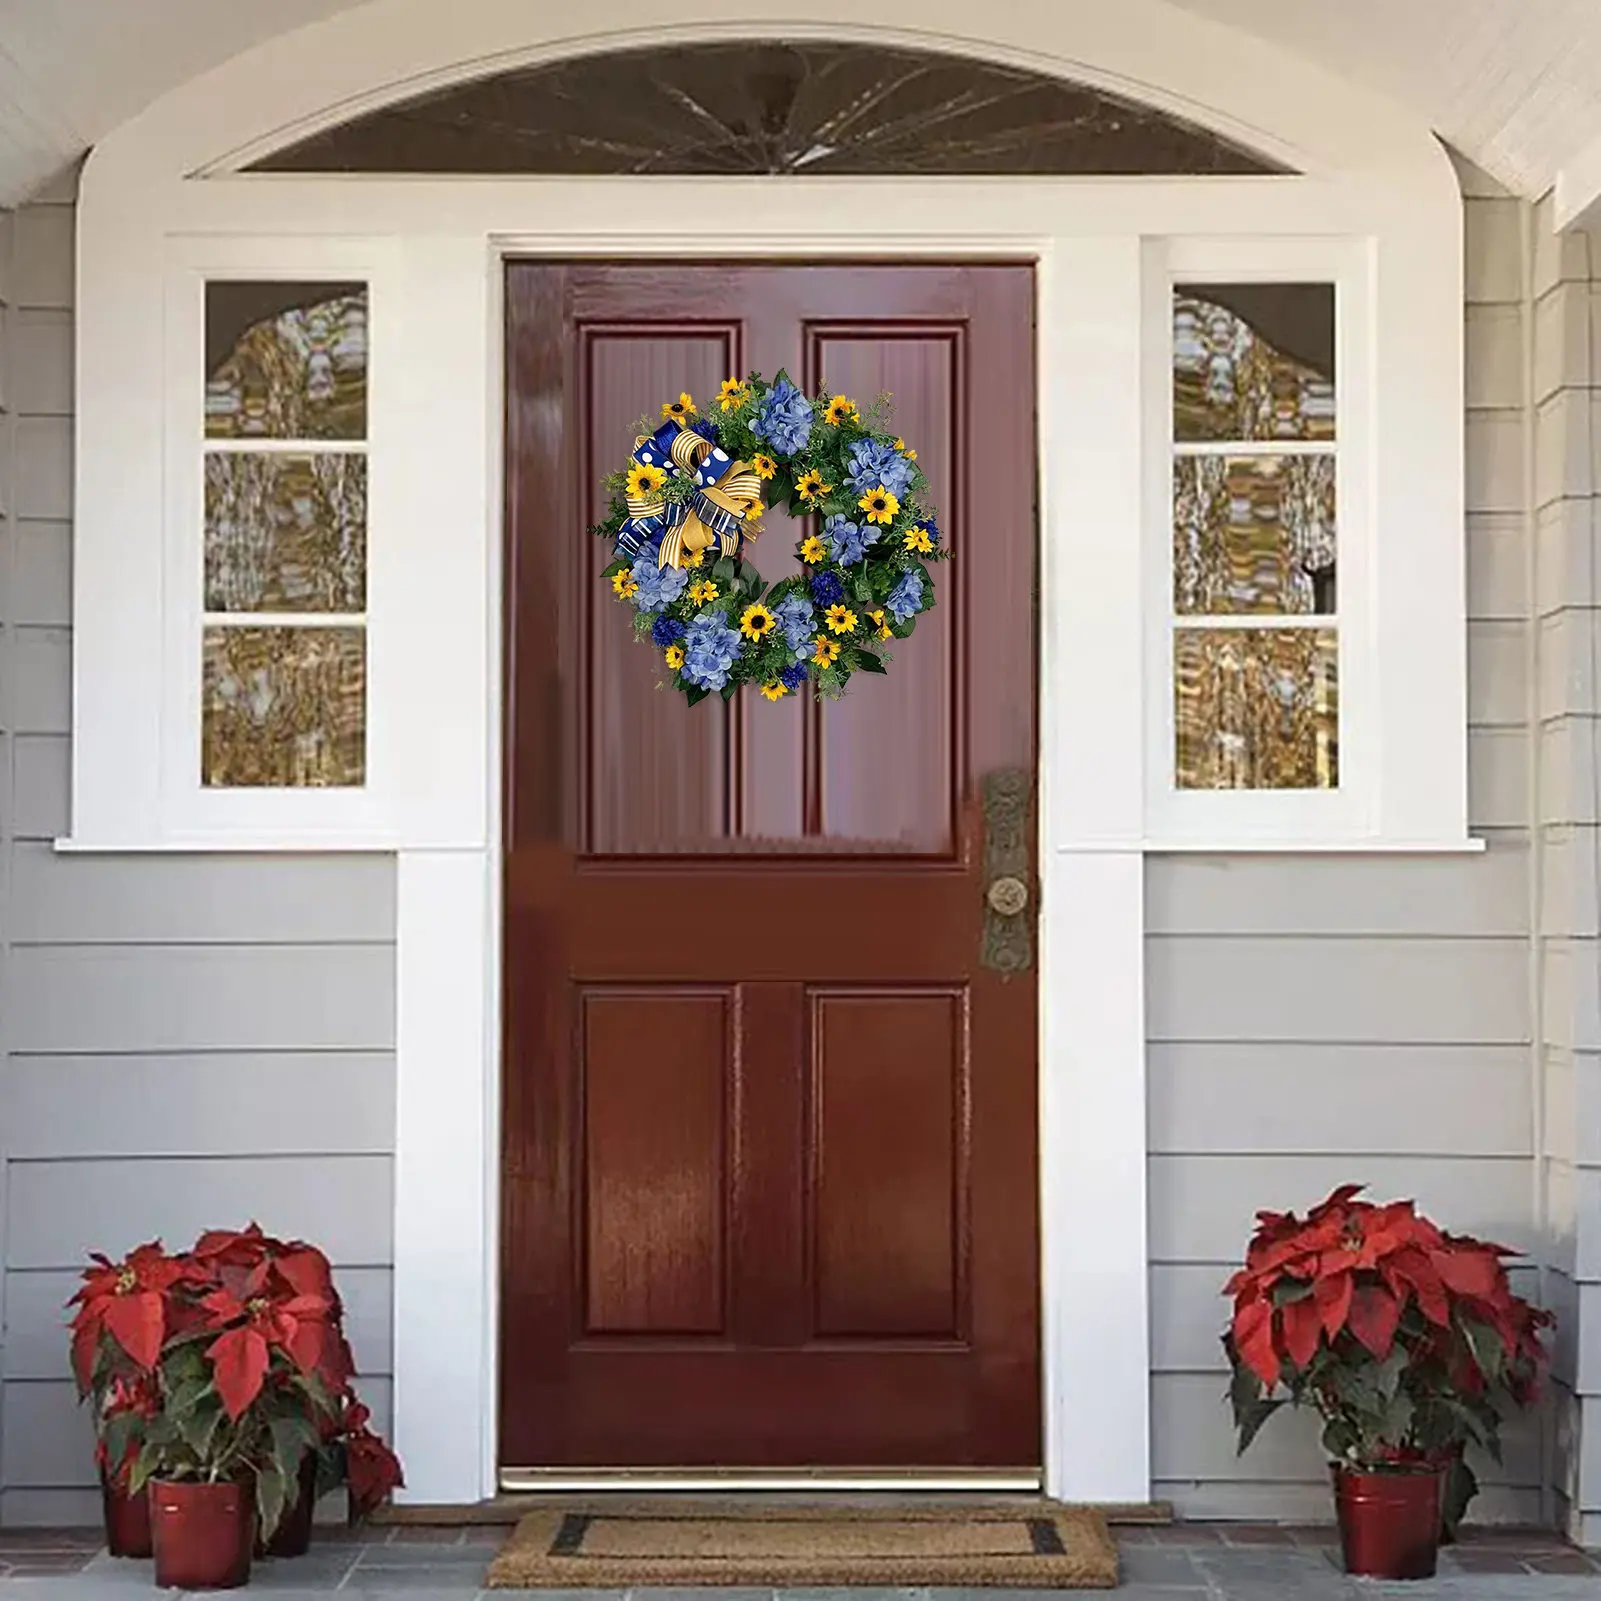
[389,211,1156,1507]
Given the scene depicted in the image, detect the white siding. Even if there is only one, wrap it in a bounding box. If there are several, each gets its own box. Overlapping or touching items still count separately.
[0,183,398,1526]
[1144,171,1546,1525]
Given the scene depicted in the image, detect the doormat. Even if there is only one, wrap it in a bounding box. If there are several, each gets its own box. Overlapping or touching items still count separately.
[485,1501,1117,1588]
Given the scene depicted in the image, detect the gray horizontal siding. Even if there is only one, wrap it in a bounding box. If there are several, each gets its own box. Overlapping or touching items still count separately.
[0,191,400,1526]
[1145,180,1545,1526]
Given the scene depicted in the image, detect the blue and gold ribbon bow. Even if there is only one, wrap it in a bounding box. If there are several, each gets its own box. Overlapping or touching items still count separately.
[617,418,764,569]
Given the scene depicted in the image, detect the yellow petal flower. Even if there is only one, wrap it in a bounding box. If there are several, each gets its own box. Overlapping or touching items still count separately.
[753,454,777,480]
[664,643,685,670]
[660,391,696,420]
[740,603,776,641]
[688,578,720,605]
[824,395,858,427]
[799,535,828,564]
[685,547,706,568]
[903,525,934,554]
[796,469,833,504]
[894,437,917,461]
[869,608,893,640]
[858,485,900,525]
[826,604,858,635]
[625,462,667,498]
[812,635,841,667]
[759,681,789,701]
[612,571,639,598]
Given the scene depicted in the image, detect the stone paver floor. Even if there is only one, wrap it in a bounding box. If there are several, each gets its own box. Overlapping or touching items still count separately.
[0,1524,1597,1599]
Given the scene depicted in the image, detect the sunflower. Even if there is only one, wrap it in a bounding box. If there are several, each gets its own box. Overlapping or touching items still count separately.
[752,453,777,480]
[612,571,639,599]
[869,608,893,640]
[741,603,776,641]
[796,469,832,504]
[664,642,685,670]
[744,499,765,522]
[858,486,900,525]
[799,534,828,564]
[759,681,790,701]
[824,395,858,427]
[812,635,841,667]
[894,437,918,461]
[660,392,696,421]
[688,578,720,605]
[625,462,668,498]
[903,524,934,554]
[826,604,858,635]
[718,377,751,412]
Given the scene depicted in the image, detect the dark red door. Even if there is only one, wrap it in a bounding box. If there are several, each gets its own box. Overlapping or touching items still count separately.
[501,262,1038,1470]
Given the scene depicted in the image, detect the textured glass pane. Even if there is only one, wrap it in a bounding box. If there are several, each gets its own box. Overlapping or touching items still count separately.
[252,42,1286,177]
[205,453,366,613]
[202,626,366,787]
[206,282,367,440]
[1173,454,1335,615]
[1175,627,1337,790]
[1174,286,1335,442]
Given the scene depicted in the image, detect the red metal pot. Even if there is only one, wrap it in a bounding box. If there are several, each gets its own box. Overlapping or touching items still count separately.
[1333,1462,1446,1580]
[150,1479,254,1590]
[259,1455,317,1559]
[100,1472,152,1558]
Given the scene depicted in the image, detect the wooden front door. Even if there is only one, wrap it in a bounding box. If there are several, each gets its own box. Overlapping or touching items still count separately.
[501,262,1038,1471]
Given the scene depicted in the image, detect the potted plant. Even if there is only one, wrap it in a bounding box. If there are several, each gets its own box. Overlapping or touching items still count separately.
[1222,1185,1551,1580]
[127,1240,344,1589]
[68,1242,199,1557]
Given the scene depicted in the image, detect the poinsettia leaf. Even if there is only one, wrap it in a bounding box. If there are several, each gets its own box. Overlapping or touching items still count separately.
[1436,1247,1500,1300]
[1349,1284,1402,1359]
[209,1327,269,1420]
[1441,1455,1478,1539]
[103,1290,164,1370]
[256,1462,289,1542]
[177,1395,224,1460]
[285,1317,327,1376]
[1314,1269,1354,1339]
[1460,1316,1507,1382]
[1281,1295,1323,1370]
[1271,1277,1315,1306]
[1233,1297,1279,1386]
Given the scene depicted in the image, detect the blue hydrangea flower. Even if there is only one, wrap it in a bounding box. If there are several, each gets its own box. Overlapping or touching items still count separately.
[824,513,878,566]
[845,438,916,500]
[810,571,845,608]
[773,591,816,653]
[651,615,686,647]
[631,556,690,611]
[886,570,925,624]
[779,662,809,691]
[681,613,744,692]
[752,377,814,457]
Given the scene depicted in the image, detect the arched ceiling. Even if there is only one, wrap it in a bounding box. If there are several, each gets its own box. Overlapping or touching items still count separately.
[2,0,1598,215]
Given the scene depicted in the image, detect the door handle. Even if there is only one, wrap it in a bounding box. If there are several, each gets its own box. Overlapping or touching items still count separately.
[979,768,1034,976]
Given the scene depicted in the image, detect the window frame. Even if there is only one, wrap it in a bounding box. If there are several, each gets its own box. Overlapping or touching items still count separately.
[1142,235,1392,847]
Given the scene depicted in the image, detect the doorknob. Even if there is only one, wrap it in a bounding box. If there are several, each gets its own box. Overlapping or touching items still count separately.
[979,768,1033,975]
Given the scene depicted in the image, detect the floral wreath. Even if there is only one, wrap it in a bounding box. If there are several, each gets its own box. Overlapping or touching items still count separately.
[593,373,945,703]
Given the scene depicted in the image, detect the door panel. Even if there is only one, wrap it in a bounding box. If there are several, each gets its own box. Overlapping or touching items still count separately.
[502,262,1038,1469]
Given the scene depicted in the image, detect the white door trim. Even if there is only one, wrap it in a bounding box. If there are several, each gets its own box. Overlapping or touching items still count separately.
[62,1,1467,1513]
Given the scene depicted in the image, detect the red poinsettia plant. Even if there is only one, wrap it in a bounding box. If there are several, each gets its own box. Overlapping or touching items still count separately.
[1223,1186,1551,1534]
[69,1226,403,1535]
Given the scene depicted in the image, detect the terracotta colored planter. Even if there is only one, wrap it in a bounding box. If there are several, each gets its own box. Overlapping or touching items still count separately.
[1333,1462,1445,1580]
[150,1479,254,1590]
[259,1456,317,1559]
[100,1473,152,1559]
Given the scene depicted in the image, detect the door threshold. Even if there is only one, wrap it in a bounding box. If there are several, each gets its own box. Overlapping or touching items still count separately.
[500,1467,1043,1494]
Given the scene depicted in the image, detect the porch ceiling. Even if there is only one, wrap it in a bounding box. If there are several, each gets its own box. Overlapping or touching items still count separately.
[0,0,1597,214]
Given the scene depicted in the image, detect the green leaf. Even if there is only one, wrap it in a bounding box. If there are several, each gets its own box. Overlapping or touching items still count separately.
[1459,1317,1506,1383]
[1441,1454,1478,1538]
[600,557,628,579]
[1271,1277,1315,1306]
[684,686,709,707]
[720,681,739,701]
[177,1396,224,1460]
[713,557,736,582]
[256,1463,288,1542]
[853,577,873,604]
[853,651,888,675]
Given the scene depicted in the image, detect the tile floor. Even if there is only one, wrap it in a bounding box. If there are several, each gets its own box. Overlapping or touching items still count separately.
[0,1524,1596,1599]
